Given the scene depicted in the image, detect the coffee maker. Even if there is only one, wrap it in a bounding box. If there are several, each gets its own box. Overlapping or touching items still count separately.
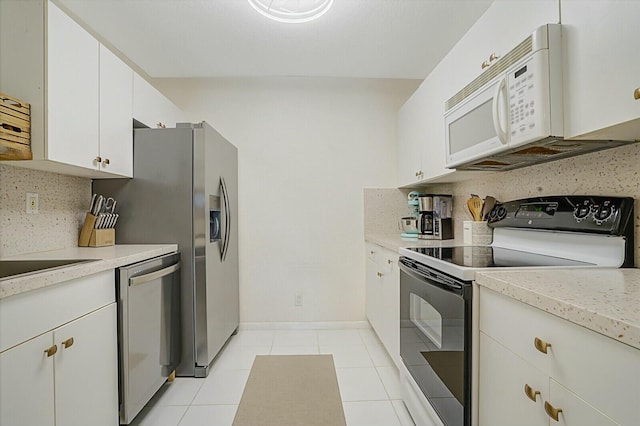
[418,194,453,240]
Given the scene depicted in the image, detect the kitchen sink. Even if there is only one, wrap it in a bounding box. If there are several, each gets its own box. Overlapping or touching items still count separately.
[0,259,98,280]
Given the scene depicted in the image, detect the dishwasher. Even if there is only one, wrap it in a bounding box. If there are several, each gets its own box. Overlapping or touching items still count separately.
[116,252,181,424]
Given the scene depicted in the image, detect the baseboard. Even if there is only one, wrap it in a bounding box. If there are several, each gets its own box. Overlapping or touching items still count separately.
[239,321,371,331]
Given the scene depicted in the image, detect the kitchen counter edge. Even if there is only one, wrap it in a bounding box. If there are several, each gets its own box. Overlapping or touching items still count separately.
[475,268,640,351]
[0,244,178,299]
[365,232,465,252]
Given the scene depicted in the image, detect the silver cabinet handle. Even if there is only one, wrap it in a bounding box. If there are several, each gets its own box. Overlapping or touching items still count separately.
[102,158,110,165]
[634,88,640,100]
[129,262,181,286]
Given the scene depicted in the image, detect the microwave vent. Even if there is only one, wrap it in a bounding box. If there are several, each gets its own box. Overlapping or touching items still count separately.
[510,146,562,156]
[445,36,533,111]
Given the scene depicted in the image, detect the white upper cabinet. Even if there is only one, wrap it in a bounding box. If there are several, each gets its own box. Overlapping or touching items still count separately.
[561,0,640,140]
[0,0,133,178]
[448,0,560,97]
[46,1,100,171]
[133,73,185,129]
[99,45,133,177]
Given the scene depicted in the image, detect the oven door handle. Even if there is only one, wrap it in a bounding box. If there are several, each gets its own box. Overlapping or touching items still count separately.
[399,259,464,293]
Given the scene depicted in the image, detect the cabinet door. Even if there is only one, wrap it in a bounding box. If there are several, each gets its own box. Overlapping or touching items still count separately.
[449,0,559,93]
[562,0,640,139]
[397,82,427,186]
[365,257,382,336]
[0,332,55,426]
[54,303,118,426]
[478,332,548,426]
[380,253,400,366]
[99,45,133,177]
[46,1,99,170]
[546,380,619,426]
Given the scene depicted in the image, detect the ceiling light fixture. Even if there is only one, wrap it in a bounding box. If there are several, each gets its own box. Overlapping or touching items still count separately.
[248,0,334,24]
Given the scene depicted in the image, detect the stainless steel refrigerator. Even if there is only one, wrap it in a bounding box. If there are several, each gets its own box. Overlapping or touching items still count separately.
[94,121,239,377]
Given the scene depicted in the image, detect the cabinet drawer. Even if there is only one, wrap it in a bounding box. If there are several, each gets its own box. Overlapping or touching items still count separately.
[0,269,114,353]
[479,288,640,425]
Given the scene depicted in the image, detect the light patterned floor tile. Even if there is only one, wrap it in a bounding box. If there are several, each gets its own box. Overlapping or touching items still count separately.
[192,369,250,405]
[320,344,374,368]
[129,405,187,426]
[335,367,388,401]
[343,400,401,426]
[178,405,237,426]
[147,378,205,406]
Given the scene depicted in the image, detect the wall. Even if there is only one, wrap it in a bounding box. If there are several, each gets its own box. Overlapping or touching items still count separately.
[424,142,640,266]
[156,77,419,323]
[0,164,91,257]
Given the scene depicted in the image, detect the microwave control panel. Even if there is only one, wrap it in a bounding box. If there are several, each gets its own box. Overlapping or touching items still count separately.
[507,50,550,146]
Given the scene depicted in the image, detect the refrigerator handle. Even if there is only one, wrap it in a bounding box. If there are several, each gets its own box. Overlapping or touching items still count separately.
[220,177,231,261]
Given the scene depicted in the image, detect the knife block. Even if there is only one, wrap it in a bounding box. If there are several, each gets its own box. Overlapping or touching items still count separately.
[78,213,116,247]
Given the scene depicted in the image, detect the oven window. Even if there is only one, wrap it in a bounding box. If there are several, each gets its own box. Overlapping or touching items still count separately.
[400,267,470,426]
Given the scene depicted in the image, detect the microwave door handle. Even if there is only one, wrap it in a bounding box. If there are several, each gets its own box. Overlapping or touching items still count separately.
[492,77,509,144]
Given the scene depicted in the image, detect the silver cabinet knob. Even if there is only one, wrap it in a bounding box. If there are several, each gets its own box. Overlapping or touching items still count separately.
[102,158,110,165]
[634,88,640,100]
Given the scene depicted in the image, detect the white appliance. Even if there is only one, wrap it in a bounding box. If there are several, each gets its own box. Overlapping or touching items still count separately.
[444,24,628,171]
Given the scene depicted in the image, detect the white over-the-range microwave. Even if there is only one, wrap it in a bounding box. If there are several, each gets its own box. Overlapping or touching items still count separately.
[444,24,628,171]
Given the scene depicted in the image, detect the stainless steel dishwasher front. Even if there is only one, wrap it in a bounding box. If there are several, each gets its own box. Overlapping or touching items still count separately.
[117,252,181,424]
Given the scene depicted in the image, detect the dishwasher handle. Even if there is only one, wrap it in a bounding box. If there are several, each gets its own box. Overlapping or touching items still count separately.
[129,262,181,286]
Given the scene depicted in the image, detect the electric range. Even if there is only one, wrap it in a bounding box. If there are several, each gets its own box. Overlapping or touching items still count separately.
[397,195,635,426]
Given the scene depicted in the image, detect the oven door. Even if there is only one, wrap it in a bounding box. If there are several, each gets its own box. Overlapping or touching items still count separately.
[399,257,472,426]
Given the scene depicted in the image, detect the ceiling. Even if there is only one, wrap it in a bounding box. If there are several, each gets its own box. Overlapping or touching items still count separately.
[57,0,493,80]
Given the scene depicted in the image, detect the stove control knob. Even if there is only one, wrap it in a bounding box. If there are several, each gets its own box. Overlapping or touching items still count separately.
[496,206,507,220]
[573,200,591,222]
[594,201,615,225]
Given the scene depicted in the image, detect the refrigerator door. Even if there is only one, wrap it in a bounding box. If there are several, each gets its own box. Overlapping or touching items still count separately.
[192,122,239,376]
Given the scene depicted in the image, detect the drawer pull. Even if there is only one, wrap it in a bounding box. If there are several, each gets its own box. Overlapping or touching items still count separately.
[489,52,500,62]
[62,337,74,349]
[370,250,376,255]
[387,259,393,265]
[94,156,102,163]
[634,88,640,100]
[524,384,540,402]
[481,60,490,69]
[377,272,384,278]
[102,158,110,165]
[544,401,563,421]
[534,337,551,354]
[44,345,57,357]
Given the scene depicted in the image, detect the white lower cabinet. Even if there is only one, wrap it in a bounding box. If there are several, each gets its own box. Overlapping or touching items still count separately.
[0,271,118,426]
[365,242,400,366]
[478,287,639,426]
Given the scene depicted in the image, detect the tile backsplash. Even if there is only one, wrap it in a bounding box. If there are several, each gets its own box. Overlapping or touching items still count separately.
[364,188,413,235]
[0,165,91,257]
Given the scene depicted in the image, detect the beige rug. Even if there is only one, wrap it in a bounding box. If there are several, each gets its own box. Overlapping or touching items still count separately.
[232,355,347,426]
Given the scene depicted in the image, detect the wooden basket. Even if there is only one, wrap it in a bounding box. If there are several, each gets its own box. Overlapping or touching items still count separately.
[0,93,32,160]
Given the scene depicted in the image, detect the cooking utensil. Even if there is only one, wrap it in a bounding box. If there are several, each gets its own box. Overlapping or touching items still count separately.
[103,197,116,214]
[92,195,104,216]
[89,193,97,213]
[481,196,497,220]
[467,197,483,221]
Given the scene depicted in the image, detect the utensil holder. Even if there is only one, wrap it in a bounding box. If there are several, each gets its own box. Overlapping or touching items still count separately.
[78,213,116,247]
[463,221,493,245]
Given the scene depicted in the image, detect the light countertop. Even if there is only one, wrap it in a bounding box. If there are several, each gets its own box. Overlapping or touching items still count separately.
[365,232,466,252]
[0,244,178,299]
[475,268,640,350]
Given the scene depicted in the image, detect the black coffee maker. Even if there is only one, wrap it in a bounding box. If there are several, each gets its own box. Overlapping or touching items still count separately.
[418,195,434,238]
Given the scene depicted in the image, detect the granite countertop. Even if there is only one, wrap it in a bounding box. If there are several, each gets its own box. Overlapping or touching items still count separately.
[365,232,467,252]
[475,268,640,351]
[0,244,178,299]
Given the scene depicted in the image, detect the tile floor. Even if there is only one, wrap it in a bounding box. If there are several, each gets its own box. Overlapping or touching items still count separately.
[130,327,415,426]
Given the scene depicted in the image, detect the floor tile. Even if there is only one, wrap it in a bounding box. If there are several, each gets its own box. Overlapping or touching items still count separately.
[270,345,319,355]
[129,405,187,426]
[178,405,237,426]
[192,369,250,405]
[210,345,271,370]
[335,367,388,401]
[343,400,401,426]
[376,366,403,399]
[391,400,416,426]
[318,329,364,346]
[228,330,275,347]
[358,328,381,346]
[147,378,205,406]
[272,330,318,346]
[365,340,395,367]
[320,344,373,368]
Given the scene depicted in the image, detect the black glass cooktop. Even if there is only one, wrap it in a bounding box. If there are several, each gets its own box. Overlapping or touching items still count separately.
[406,246,594,268]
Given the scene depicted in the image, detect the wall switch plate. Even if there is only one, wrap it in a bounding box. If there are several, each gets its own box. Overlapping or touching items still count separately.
[294,292,303,307]
[26,192,39,214]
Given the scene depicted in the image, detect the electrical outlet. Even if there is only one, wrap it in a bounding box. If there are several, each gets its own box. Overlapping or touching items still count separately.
[294,293,303,307]
[26,192,39,214]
